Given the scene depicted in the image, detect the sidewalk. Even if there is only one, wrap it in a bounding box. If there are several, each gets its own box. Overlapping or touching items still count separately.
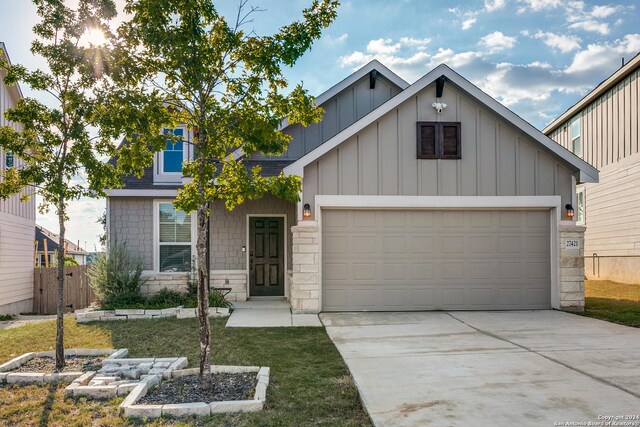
[225,300,322,327]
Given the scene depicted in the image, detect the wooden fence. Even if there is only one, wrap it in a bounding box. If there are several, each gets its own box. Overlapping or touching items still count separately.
[33,265,97,314]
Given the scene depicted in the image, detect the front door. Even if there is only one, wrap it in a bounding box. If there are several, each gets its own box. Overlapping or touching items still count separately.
[249,217,285,297]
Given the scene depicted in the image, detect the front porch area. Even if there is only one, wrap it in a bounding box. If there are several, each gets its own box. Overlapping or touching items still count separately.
[225,300,321,327]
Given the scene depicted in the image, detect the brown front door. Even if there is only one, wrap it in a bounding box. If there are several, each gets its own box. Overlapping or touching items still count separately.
[249,217,285,297]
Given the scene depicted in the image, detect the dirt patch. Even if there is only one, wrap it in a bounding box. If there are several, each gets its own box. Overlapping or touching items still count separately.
[139,372,257,405]
[11,356,103,373]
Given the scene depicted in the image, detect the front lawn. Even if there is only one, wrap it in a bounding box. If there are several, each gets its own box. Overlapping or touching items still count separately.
[581,280,640,328]
[0,317,370,426]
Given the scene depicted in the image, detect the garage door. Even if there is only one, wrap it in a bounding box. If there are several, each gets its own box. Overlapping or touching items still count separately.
[322,209,550,311]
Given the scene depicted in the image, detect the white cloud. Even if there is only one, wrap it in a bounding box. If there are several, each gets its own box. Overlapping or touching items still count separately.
[428,48,483,68]
[569,20,610,35]
[399,37,431,49]
[480,31,518,52]
[366,38,401,54]
[462,18,477,30]
[484,0,506,12]
[565,34,640,74]
[591,5,618,18]
[518,0,562,11]
[534,31,581,52]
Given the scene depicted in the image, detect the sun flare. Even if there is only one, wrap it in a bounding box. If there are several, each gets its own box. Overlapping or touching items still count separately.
[81,27,107,47]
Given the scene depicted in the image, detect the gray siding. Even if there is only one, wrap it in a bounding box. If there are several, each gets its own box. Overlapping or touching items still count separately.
[581,155,640,257]
[0,212,34,312]
[251,74,403,161]
[109,197,154,270]
[108,195,295,273]
[304,82,576,218]
[210,196,295,271]
[549,67,640,170]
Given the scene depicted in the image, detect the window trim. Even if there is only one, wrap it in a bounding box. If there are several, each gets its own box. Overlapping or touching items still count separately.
[416,121,461,160]
[152,199,197,274]
[154,126,191,184]
[570,117,581,158]
[576,187,585,225]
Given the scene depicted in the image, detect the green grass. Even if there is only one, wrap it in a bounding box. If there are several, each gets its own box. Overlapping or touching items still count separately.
[0,314,15,321]
[0,317,370,426]
[581,280,640,328]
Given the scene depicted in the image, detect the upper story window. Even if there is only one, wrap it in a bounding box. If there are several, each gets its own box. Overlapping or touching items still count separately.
[570,117,581,157]
[417,122,461,159]
[162,128,184,173]
[5,150,14,169]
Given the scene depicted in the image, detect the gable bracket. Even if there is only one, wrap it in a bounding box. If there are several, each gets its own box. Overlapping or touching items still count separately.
[436,75,447,98]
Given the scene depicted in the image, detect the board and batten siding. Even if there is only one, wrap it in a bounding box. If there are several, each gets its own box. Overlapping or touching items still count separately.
[303,82,576,216]
[251,74,403,161]
[549,67,640,170]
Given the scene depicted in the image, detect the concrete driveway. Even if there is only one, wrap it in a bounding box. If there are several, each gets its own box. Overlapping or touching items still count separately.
[321,311,640,426]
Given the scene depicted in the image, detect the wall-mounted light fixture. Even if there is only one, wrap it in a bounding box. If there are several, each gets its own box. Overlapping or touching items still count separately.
[303,203,311,219]
[565,204,574,219]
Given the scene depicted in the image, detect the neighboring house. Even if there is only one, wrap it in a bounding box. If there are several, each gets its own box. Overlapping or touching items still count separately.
[0,42,36,315]
[35,225,87,266]
[544,53,640,284]
[106,60,598,313]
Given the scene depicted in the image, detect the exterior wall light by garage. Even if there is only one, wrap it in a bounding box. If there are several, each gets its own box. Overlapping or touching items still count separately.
[303,203,311,219]
[565,204,574,219]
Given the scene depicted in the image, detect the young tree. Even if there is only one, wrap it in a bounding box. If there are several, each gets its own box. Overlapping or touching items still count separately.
[0,1,170,371]
[121,0,338,386]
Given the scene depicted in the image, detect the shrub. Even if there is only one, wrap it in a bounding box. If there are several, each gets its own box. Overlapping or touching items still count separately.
[87,241,146,306]
[146,288,188,308]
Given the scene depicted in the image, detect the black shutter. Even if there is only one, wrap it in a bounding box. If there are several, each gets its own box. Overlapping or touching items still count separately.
[417,123,437,159]
[441,123,461,159]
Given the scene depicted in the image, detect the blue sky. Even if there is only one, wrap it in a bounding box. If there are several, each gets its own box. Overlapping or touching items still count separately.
[1,0,638,251]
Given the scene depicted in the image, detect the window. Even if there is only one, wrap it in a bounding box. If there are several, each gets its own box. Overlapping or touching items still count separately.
[5,150,14,169]
[157,202,192,272]
[571,117,581,157]
[162,128,184,173]
[417,122,461,159]
[576,188,585,224]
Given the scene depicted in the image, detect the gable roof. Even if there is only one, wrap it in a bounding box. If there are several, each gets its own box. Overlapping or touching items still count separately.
[284,63,599,184]
[232,60,409,160]
[543,52,640,135]
[36,225,87,255]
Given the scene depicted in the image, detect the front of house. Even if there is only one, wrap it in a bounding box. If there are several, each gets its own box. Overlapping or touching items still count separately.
[106,60,598,314]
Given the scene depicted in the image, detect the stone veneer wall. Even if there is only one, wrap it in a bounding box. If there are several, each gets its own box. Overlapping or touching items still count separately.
[290,221,320,313]
[140,272,248,302]
[559,223,586,312]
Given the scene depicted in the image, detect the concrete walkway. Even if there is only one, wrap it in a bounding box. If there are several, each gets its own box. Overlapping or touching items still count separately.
[322,311,640,427]
[226,300,322,327]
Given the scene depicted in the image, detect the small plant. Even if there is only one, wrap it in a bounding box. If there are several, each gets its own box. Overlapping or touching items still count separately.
[146,288,188,308]
[208,290,233,309]
[0,314,15,321]
[87,241,146,307]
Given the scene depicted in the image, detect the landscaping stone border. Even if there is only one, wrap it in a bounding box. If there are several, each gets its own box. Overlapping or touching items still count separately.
[120,365,270,419]
[76,307,230,323]
[65,354,188,399]
[0,349,122,385]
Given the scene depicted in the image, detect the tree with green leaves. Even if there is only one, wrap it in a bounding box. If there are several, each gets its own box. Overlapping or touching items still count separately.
[0,0,168,370]
[120,0,338,386]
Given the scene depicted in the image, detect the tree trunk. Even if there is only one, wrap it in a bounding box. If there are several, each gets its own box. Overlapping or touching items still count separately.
[197,204,212,387]
[55,199,66,371]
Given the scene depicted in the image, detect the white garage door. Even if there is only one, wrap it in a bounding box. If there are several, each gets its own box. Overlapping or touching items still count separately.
[322,209,551,311]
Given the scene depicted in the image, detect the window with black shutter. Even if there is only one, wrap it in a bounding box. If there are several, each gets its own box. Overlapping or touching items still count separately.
[416,122,461,159]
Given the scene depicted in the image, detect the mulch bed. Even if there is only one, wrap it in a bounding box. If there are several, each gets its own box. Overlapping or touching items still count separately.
[11,356,103,373]
[139,372,257,405]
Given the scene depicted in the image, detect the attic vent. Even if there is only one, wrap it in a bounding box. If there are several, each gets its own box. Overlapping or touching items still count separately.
[417,122,461,159]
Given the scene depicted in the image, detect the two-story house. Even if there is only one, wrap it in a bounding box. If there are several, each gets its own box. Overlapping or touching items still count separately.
[107,60,597,315]
[544,53,640,284]
[0,42,36,315]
